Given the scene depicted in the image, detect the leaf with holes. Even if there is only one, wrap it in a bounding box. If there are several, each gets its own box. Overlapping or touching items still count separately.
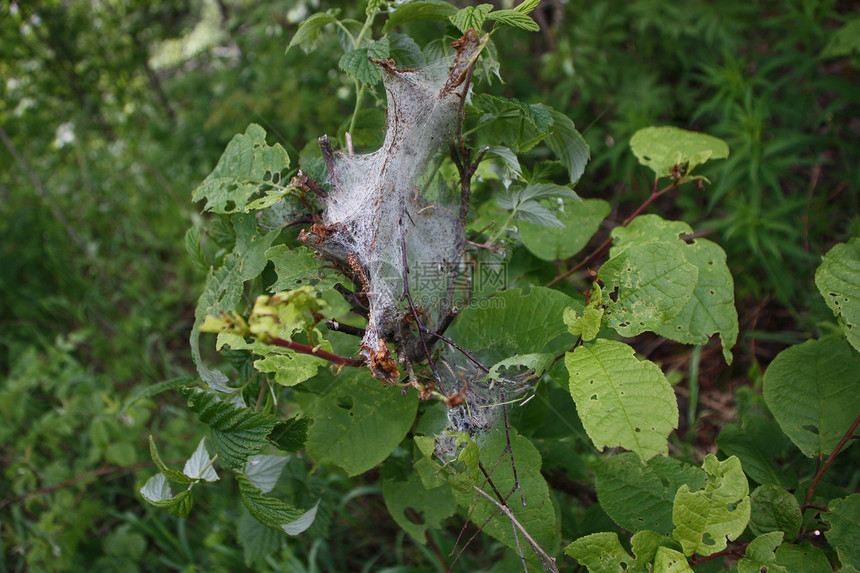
[630,126,729,179]
[734,532,787,573]
[382,471,457,545]
[564,283,605,342]
[773,543,832,572]
[762,336,860,458]
[179,387,278,469]
[600,240,698,337]
[611,216,738,362]
[565,339,679,462]
[298,372,418,476]
[192,124,290,214]
[672,454,750,557]
[594,452,706,535]
[815,238,860,354]
[565,530,680,572]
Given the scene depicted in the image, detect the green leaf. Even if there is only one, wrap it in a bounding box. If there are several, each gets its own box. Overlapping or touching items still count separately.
[565,530,680,572]
[383,0,457,33]
[183,438,219,482]
[382,471,457,544]
[747,484,801,541]
[120,376,195,416]
[822,494,860,569]
[512,199,563,227]
[599,240,698,337]
[519,198,609,262]
[339,37,391,85]
[773,543,832,573]
[267,417,310,452]
[815,238,860,354]
[448,287,579,363]
[238,510,282,565]
[149,436,194,485]
[192,124,291,214]
[513,0,541,14]
[565,339,679,462]
[287,10,340,53]
[629,126,729,179]
[179,387,278,469]
[735,532,787,573]
[564,283,605,342]
[611,216,738,362]
[184,224,207,271]
[139,474,194,518]
[489,9,539,31]
[253,352,328,387]
[653,547,694,572]
[236,473,318,535]
[300,373,418,476]
[449,4,493,33]
[762,336,860,458]
[672,454,750,557]
[716,414,798,488]
[593,452,706,535]
[546,110,590,183]
[822,18,860,58]
[471,93,554,133]
[244,455,289,494]
[453,427,556,560]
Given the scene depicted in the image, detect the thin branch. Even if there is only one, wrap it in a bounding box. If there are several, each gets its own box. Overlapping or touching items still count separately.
[802,413,860,511]
[471,486,559,573]
[268,336,365,367]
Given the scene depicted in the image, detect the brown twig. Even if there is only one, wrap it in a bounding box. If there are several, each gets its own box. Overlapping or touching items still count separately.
[802,413,860,511]
[268,336,365,367]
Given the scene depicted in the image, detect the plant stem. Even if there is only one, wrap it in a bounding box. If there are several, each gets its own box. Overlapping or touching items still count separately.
[802,412,860,511]
[268,336,365,367]
[687,345,702,441]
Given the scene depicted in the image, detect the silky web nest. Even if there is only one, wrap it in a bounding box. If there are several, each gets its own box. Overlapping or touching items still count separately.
[300,31,514,457]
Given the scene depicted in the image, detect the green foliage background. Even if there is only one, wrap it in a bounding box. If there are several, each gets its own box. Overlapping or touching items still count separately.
[1,0,858,571]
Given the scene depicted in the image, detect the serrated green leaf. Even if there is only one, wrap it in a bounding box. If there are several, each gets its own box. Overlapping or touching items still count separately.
[149,436,194,484]
[387,32,427,68]
[121,376,196,416]
[489,9,539,31]
[513,0,541,14]
[287,10,340,53]
[244,455,289,494]
[515,182,579,203]
[471,94,554,134]
[611,215,738,362]
[140,474,194,518]
[383,0,457,33]
[773,542,832,572]
[485,146,523,180]
[762,337,860,458]
[630,126,729,179]
[716,414,798,488]
[192,124,290,214]
[815,238,860,354]
[449,3,493,33]
[179,387,278,469]
[300,373,418,476]
[672,455,750,557]
[267,417,310,452]
[183,438,219,482]
[339,37,390,85]
[823,494,860,569]
[593,452,706,535]
[519,198,609,262]
[254,352,328,387]
[184,224,207,271]
[565,339,679,462]
[546,110,590,184]
[236,473,317,535]
[382,471,457,544]
[735,532,787,573]
[448,287,579,364]
[238,510,282,565]
[599,240,698,337]
[748,484,801,541]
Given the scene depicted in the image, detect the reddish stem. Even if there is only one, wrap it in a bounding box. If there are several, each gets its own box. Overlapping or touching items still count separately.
[802,413,860,511]
[689,543,747,566]
[269,336,365,367]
